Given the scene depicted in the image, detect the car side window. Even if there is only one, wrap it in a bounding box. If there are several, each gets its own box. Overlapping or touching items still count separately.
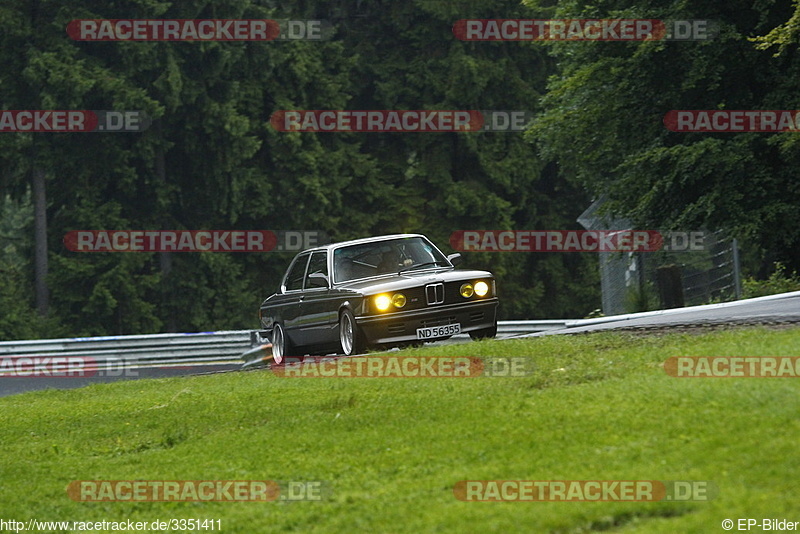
[304,251,329,289]
[284,254,310,292]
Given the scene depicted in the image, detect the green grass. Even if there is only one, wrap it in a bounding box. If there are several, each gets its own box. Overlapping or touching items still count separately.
[1,327,799,533]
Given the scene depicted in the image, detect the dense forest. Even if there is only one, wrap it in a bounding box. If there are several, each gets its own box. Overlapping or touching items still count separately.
[1,0,799,339]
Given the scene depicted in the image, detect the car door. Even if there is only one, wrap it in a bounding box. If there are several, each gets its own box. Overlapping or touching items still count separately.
[297,250,338,347]
[280,252,311,346]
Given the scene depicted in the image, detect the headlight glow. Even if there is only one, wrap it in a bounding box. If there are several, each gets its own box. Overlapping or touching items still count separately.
[460,283,474,298]
[392,293,406,308]
[474,281,490,297]
[374,294,392,311]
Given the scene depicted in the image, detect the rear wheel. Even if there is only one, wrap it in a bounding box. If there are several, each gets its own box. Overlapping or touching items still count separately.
[469,324,497,341]
[339,308,365,356]
[271,323,294,364]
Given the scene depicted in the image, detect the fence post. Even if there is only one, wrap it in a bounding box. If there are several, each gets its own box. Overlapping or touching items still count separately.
[732,238,742,299]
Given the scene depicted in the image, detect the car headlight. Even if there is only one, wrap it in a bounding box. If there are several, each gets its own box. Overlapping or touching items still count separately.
[392,293,406,308]
[460,283,474,298]
[474,281,489,297]
[374,294,392,311]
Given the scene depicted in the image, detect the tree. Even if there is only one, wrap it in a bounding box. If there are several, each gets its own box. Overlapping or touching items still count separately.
[527,0,800,275]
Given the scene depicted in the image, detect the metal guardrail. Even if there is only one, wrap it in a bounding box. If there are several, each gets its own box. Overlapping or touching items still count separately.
[0,321,569,373]
[0,331,252,372]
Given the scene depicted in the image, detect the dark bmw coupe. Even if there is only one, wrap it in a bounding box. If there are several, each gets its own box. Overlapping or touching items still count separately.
[258,234,498,361]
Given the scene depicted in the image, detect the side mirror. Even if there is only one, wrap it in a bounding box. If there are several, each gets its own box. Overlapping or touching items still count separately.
[447,253,463,266]
[307,272,329,288]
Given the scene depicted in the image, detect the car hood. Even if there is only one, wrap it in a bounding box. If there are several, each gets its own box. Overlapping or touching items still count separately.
[333,267,494,295]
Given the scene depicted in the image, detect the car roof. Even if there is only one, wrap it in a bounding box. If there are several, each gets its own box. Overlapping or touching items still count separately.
[301,234,428,254]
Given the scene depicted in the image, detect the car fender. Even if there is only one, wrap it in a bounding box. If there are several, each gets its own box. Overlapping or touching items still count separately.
[338,301,354,317]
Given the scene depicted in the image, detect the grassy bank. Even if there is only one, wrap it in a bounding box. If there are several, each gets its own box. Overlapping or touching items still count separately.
[1,327,797,533]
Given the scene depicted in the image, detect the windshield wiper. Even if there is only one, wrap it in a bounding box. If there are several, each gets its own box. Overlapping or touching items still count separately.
[398,261,447,274]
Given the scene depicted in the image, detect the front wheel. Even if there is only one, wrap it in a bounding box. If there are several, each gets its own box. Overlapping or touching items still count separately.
[339,308,365,356]
[469,324,497,341]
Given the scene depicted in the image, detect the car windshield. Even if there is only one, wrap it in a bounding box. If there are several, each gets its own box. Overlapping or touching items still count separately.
[333,237,449,283]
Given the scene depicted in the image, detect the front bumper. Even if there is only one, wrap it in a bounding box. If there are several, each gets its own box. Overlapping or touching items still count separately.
[356,298,498,346]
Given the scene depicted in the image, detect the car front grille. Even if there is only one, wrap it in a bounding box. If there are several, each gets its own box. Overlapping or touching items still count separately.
[425,283,445,305]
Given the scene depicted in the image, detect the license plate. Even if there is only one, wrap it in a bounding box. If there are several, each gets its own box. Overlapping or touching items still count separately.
[416,323,461,339]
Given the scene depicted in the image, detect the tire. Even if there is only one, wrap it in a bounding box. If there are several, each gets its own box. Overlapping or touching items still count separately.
[339,308,365,356]
[271,323,294,364]
[469,324,497,341]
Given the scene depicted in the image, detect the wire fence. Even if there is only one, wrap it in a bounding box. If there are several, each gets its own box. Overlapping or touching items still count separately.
[598,229,741,315]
